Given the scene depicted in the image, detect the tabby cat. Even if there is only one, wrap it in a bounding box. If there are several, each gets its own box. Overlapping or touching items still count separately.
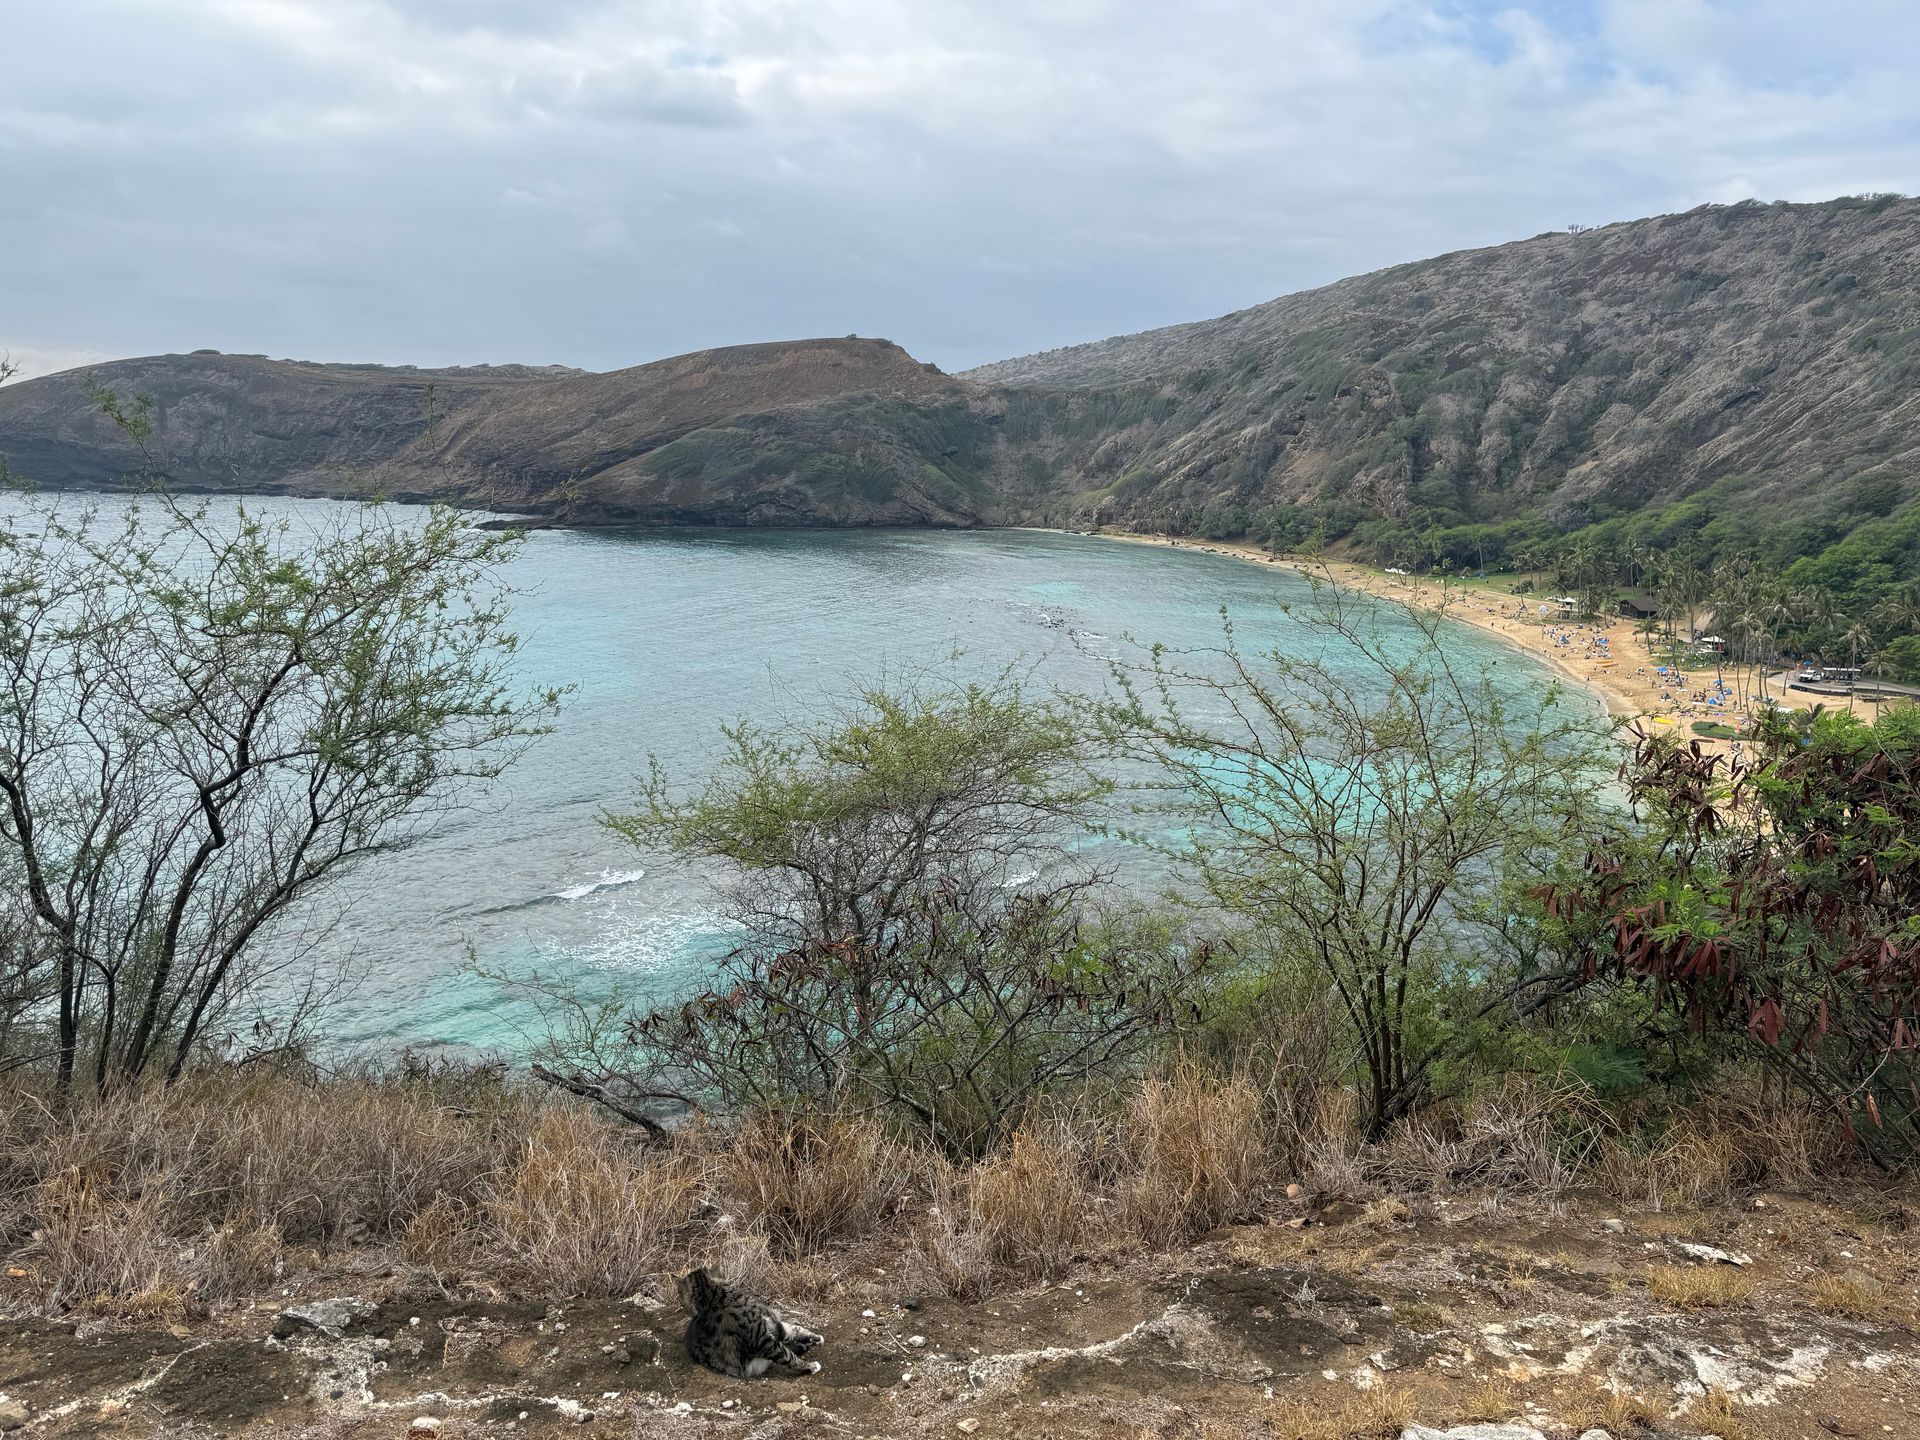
[676,1267,824,1379]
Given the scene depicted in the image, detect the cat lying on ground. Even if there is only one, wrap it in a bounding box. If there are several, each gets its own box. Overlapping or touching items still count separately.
[676,1267,824,1379]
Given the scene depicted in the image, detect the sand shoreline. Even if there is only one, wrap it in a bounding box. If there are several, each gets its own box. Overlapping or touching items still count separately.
[1031,527,1831,753]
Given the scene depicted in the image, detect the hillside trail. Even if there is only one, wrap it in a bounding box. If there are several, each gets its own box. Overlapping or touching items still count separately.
[3,1190,1915,1439]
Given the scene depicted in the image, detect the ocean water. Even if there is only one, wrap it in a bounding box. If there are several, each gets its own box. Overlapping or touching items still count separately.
[2,498,1575,1053]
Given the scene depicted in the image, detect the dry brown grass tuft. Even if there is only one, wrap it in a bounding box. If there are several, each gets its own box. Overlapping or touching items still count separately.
[1460,1375,1519,1421]
[401,1192,484,1274]
[1560,1381,1663,1435]
[1122,1069,1264,1245]
[30,1162,189,1312]
[1689,1386,1761,1440]
[201,1073,524,1243]
[1261,1383,1415,1440]
[1298,1089,1373,1200]
[972,1123,1098,1268]
[483,1108,709,1297]
[910,1120,1097,1298]
[1645,1262,1754,1309]
[1374,1077,1604,1197]
[718,1109,919,1255]
[1595,1088,1835,1210]
[1806,1271,1882,1318]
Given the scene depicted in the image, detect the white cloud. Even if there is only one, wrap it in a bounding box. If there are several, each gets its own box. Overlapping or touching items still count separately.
[4,0,1917,372]
[0,344,120,384]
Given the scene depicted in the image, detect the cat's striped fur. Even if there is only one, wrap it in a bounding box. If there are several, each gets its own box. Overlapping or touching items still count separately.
[676,1267,823,1379]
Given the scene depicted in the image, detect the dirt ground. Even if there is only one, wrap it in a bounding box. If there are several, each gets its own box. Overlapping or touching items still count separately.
[3,1189,1916,1439]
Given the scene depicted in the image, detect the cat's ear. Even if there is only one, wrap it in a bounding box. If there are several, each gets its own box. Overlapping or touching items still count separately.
[688,1267,725,1305]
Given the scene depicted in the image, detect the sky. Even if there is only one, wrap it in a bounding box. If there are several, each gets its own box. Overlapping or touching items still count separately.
[3,0,1918,380]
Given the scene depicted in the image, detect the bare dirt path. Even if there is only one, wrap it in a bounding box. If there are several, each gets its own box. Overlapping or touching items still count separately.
[4,1193,1915,1439]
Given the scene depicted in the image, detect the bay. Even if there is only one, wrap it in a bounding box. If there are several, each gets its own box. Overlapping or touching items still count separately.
[3,497,1580,1054]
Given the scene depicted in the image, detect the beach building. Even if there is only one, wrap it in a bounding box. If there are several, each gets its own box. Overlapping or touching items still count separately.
[1617,589,1659,621]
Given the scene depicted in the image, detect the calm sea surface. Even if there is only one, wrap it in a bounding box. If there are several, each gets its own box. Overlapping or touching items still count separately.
[8,499,1578,1053]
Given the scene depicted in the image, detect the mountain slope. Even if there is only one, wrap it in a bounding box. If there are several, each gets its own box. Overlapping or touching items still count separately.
[0,338,991,526]
[5,196,1918,551]
[0,352,565,495]
[962,194,1920,548]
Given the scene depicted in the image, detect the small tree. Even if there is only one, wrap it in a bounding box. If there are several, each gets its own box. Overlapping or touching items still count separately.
[1100,583,1611,1136]
[576,675,1214,1154]
[0,490,561,1092]
[1539,707,1920,1167]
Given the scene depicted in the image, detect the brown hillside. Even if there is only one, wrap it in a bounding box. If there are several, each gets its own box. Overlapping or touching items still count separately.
[368,337,965,513]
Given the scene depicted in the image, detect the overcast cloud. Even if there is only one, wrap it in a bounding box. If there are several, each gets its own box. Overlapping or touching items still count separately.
[3,0,1917,378]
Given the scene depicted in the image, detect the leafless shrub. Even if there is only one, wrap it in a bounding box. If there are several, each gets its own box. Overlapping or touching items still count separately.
[1374,1077,1607,1196]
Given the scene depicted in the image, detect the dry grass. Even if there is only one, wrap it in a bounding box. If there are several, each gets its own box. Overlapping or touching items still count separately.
[1459,1375,1519,1421]
[1689,1386,1761,1440]
[718,1109,919,1255]
[970,1123,1099,1269]
[1560,1381,1664,1435]
[1260,1383,1415,1440]
[202,1073,520,1243]
[1806,1271,1883,1318]
[1595,1088,1833,1210]
[1645,1262,1755,1309]
[911,1120,1097,1298]
[0,1058,1876,1324]
[1374,1076,1605,1197]
[913,1069,1274,1297]
[484,1108,709,1297]
[1121,1069,1264,1245]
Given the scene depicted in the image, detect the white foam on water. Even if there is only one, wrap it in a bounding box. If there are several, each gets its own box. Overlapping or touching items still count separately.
[550,867,648,902]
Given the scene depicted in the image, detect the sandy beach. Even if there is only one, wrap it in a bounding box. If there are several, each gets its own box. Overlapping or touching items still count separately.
[1060,529,1898,754]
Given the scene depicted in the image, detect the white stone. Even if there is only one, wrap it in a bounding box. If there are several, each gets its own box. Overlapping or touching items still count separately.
[908,1335,927,1347]
[277,1297,376,1336]
[1400,1426,1548,1440]
[1675,1241,1751,1266]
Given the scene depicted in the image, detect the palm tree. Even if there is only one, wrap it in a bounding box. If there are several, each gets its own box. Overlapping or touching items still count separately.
[1794,585,1838,664]
[1839,618,1875,712]
[1875,579,1920,638]
[1735,615,1771,710]
[1761,588,1798,696]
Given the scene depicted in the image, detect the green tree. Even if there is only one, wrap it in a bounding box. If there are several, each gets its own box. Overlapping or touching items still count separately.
[0,494,561,1092]
[1544,707,1920,1167]
[1100,584,1610,1135]
[588,674,1210,1153]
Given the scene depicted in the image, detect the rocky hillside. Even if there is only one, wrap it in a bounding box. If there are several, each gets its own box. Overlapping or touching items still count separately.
[0,338,987,527]
[6,197,1919,544]
[962,194,1920,546]
[2,1190,1913,1438]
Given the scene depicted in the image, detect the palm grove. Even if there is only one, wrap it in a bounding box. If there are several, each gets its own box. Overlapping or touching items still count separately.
[1198,495,1920,685]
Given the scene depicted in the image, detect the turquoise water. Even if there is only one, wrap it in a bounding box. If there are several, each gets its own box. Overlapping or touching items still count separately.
[3,499,1578,1053]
